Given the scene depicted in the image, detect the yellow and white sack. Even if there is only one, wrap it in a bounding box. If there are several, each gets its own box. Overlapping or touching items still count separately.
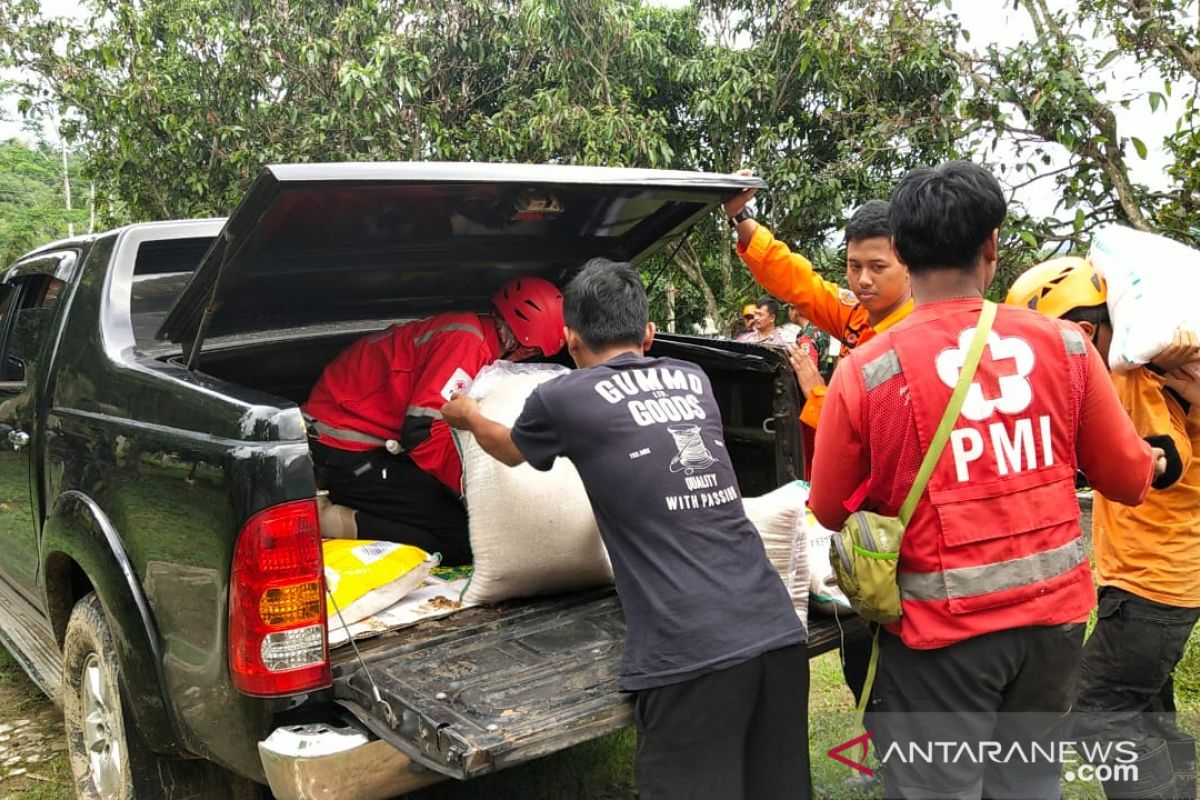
[323,540,439,627]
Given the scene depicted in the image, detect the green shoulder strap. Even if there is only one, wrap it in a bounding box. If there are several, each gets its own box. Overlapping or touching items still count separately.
[898,301,997,525]
[855,300,998,729]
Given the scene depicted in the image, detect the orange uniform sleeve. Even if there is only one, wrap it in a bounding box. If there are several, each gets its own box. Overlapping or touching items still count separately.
[1075,343,1155,506]
[1108,366,1191,489]
[808,352,868,530]
[800,387,826,429]
[738,224,870,347]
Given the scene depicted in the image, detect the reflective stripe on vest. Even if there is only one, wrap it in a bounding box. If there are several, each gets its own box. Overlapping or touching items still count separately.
[898,537,1087,602]
[1060,327,1087,355]
[405,406,443,421]
[863,328,1087,391]
[307,418,388,447]
[862,350,902,390]
[413,323,485,347]
[305,417,405,452]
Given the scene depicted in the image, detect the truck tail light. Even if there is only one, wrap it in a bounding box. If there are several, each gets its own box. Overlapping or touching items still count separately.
[229,499,331,696]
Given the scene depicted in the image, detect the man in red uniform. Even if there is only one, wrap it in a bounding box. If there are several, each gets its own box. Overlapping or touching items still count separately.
[303,277,565,564]
[809,161,1160,798]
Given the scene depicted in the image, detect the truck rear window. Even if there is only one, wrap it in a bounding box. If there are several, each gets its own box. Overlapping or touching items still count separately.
[129,237,213,349]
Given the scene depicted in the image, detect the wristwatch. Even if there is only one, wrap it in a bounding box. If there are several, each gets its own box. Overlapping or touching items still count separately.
[728,208,753,227]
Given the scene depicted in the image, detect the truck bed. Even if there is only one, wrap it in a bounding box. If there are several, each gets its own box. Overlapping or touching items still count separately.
[331,588,848,780]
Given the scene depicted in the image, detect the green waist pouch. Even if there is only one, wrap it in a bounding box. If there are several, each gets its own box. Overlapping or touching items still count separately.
[831,510,905,624]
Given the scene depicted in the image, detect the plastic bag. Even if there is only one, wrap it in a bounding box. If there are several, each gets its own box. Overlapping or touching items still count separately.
[804,510,853,615]
[323,540,439,627]
[1089,225,1200,373]
[466,360,570,401]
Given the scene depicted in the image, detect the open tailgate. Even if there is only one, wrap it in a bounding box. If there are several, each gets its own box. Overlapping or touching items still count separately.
[332,588,630,779]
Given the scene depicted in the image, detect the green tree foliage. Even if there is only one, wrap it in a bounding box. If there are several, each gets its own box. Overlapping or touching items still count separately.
[954,0,1200,262]
[0,0,973,331]
[2,0,1197,328]
[0,139,88,265]
[1078,0,1200,236]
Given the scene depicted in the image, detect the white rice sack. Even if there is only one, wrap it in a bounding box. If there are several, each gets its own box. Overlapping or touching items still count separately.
[743,481,810,629]
[1089,225,1200,373]
[457,363,613,604]
[803,510,853,616]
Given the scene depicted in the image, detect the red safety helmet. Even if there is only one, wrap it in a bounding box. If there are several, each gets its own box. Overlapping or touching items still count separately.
[491,277,566,356]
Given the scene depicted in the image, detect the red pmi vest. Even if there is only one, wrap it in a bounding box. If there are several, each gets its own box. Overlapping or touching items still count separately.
[303,312,496,451]
[858,301,1094,649]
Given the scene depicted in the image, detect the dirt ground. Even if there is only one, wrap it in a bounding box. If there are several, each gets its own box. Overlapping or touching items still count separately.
[0,649,71,799]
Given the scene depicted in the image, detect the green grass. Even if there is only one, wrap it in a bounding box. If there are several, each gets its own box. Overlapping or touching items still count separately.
[403,729,637,800]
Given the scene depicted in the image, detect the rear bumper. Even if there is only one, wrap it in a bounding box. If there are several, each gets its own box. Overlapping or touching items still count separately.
[258,724,443,800]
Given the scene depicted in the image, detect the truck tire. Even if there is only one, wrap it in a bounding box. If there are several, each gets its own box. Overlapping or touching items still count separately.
[62,592,264,800]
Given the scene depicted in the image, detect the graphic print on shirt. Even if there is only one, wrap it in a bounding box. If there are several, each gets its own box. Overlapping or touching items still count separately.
[592,365,738,512]
[668,424,716,473]
[934,328,1053,482]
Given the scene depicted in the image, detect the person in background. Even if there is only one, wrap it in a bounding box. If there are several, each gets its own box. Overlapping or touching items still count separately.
[724,183,911,433]
[443,258,810,800]
[734,303,758,342]
[1008,256,1200,798]
[809,161,1160,799]
[302,276,565,564]
[779,302,831,373]
[749,295,786,346]
[724,180,911,705]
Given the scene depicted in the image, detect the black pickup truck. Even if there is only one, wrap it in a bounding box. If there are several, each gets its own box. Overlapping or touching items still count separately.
[0,163,844,799]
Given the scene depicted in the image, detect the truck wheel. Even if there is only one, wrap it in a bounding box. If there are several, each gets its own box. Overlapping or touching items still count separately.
[63,592,147,799]
[62,592,264,800]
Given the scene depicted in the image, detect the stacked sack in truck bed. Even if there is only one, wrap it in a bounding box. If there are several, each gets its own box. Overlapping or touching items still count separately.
[455,362,614,605]
[456,362,850,625]
[743,481,851,625]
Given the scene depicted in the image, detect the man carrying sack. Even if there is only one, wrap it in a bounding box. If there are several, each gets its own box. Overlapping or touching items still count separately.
[809,161,1163,799]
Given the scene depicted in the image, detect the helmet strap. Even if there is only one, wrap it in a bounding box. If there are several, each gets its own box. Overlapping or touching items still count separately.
[494,315,521,356]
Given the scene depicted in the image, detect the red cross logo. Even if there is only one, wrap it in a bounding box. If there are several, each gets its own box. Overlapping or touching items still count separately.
[936,330,1035,420]
[974,346,1023,401]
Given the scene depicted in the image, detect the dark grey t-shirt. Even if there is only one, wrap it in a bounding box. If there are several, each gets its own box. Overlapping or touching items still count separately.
[510,352,806,691]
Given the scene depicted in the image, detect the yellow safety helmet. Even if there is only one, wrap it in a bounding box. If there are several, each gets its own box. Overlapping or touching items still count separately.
[1005,256,1107,319]
[741,303,758,318]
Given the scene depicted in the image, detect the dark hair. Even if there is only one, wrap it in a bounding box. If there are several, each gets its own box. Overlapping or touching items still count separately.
[756,295,780,316]
[1062,303,1110,327]
[889,161,1007,273]
[845,200,891,244]
[564,258,648,350]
